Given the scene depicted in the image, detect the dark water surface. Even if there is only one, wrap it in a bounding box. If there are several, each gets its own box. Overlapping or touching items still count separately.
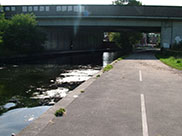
[0,51,123,136]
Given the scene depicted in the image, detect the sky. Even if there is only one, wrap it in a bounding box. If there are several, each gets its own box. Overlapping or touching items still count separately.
[0,0,182,6]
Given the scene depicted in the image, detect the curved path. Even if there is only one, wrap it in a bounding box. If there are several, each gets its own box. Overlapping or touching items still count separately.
[21,51,182,136]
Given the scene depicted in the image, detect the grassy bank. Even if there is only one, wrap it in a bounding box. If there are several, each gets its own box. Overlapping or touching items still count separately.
[156,50,182,70]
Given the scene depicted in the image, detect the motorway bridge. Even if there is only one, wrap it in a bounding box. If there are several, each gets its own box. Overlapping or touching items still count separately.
[2,5,182,50]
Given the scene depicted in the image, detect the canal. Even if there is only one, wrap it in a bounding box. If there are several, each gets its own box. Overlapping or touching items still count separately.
[0,51,123,136]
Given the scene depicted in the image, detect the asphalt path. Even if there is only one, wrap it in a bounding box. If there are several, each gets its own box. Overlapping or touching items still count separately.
[36,51,182,136]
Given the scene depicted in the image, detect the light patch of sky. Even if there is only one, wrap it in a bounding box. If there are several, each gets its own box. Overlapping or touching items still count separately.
[142,0,182,6]
[0,0,182,6]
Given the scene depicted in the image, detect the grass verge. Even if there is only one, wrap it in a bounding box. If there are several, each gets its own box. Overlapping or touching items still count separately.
[155,51,182,70]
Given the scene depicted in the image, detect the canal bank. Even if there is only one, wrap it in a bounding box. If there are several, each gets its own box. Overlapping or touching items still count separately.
[0,49,121,64]
[17,51,182,136]
[17,65,104,136]
[16,52,121,136]
[0,50,124,136]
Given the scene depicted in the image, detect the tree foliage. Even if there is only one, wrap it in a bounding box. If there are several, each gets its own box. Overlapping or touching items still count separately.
[2,14,46,54]
[0,12,47,55]
[127,0,142,6]
[0,5,7,46]
[112,0,142,6]
[109,32,142,51]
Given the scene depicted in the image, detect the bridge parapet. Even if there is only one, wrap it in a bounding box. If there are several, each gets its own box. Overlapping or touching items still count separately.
[2,5,182,20]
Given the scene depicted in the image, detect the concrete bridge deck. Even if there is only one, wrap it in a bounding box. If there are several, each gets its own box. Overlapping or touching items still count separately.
[18,51,182,136]
[3,5,182,19]
[3,5,182,49]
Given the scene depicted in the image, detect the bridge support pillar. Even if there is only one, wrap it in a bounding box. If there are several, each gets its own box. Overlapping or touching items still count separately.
[161,21,182,48]
[161,21,172,48]
[170,22,182,45]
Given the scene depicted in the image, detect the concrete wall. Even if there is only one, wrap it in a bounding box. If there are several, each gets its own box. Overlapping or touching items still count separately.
[43,27,103,50]
[38,18,162,27]
[161,21,182,48]
[171,21,182,44]
[161,21,172,48]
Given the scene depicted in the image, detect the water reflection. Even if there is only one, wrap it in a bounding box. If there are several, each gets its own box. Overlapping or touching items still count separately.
[0,51,123,114]
[4,103,16,109]
[0,106,50,136]
[103,52,120,67]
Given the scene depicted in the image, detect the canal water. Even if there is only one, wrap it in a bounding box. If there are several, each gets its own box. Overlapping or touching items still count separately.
[0,51,123,136]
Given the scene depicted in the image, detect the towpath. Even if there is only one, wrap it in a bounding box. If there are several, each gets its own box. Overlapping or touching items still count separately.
[20,51,182,136]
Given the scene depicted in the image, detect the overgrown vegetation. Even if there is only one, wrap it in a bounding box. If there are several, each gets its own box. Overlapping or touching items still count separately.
[103,64,113,72]
[55,108,66,117]
[156,51,182,70]
[80,90,85,93]
[110,0,143,52]
[0,10,46,56]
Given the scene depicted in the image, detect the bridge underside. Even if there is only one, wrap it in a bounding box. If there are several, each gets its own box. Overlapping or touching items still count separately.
[41,26,161,51]
[42,26,104,50]
[4,5,182,50]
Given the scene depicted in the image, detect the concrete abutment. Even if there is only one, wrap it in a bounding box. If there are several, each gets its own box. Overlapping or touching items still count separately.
[161,21,182,48]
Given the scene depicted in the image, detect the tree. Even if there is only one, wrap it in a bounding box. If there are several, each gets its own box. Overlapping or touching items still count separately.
[3,13,46,54]
[127,0,142,6]
[112,0,126,5]
[0,5,7,46]
[112,0,142,6]
[0,16,9,45]
[109,32,142,51]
